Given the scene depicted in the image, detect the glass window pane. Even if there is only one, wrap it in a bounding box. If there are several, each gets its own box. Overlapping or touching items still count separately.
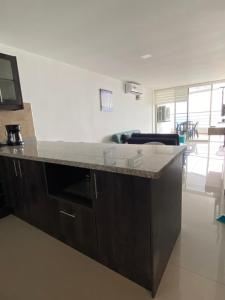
[0,79,17,101]
[0,58,13,80]
[176,101,187,124]
[189,85,211,113]
[188,85,210,141]
[211,82,225,126]
[189,85,211,93]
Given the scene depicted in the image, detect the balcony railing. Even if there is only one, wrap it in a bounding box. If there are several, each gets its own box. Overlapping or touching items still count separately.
[157,110,222,140]
[176,111,221,128]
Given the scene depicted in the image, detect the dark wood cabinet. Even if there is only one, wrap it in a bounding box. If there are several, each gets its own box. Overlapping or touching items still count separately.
[0,157,48,231]
[95,171,151,289]
[0,154,183,297]
[45,163,95,208]
[1,158,98,258]
[0,158,11,218]
[0,157,26,218]
[0,53,23,110]
[94,155,182,296]
[44,163,98,258]
[19,159,49,231]
[51,198,97,259]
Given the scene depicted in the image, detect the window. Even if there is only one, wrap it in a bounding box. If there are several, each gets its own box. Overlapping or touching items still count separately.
[154,80,225,141]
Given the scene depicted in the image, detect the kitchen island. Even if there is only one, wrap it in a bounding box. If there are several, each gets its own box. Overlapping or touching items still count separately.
[0,141,186,297]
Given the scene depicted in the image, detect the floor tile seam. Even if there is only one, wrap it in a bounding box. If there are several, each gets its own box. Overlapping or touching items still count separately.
[168,261,225,287]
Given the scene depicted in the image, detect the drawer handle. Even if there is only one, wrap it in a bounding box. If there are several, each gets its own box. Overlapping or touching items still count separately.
[0,88,3,103]
[59,210,76,219]
[93,172,98,199]
[13,160,18,177]
[18,161,23,178]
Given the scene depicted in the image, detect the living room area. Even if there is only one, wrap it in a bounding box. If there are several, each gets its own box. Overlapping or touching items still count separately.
[111,80,225,148]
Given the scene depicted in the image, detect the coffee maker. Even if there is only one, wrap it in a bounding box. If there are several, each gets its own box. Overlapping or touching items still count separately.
[5,124,24,146]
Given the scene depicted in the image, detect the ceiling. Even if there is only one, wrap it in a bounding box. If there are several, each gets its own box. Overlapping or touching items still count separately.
[1,0,225,88]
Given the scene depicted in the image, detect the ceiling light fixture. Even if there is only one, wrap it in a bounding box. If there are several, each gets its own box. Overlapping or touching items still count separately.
[141,54,152,59]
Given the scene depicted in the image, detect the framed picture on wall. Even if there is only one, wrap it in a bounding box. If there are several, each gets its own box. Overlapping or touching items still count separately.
[100,89,113,112]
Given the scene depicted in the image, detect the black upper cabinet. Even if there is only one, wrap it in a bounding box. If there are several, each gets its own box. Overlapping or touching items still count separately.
[0,53,23,110]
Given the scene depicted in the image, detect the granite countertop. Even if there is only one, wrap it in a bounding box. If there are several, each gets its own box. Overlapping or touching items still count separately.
[0,141,186,179]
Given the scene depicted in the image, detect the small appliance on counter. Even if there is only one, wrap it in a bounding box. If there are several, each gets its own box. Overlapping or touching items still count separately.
[5,124,24,146]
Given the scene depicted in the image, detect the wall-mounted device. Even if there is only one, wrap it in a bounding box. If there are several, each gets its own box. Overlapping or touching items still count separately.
[157,106,170,122]
[125,82,143,100]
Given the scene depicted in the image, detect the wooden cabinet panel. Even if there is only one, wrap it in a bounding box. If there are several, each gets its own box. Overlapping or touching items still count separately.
[0,157,49,232]
[150,155,183,296]
[0,157,25,218]
[20,159,49,231]
[52,198,97,259]
[95,171,152,289]
[0,157,13,217]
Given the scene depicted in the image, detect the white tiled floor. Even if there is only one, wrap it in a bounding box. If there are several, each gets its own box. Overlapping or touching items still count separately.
[0,141,225,299]
[175,143,225,282]
[167,141,225,299]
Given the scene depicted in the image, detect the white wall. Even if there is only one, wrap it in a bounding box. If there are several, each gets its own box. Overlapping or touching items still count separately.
[0,43,152,142]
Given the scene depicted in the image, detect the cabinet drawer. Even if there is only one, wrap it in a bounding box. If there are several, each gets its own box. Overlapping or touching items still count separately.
[54,199,97,259]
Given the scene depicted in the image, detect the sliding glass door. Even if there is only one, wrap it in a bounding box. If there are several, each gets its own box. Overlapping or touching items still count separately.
[188,85,211,141]
[210,82,225,142]
[155,80,225,142]
[175,101,188,133]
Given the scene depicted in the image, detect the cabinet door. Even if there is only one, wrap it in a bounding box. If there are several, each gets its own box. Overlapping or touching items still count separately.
[0,53,23,110]
[0,157,15,217]
[0,157,49,231]
[53,198,97,259]
[95,171,151,289]
[0,157,27,218]
[19,159,49,231]
[11,159,30,221]
[1,157,21,211]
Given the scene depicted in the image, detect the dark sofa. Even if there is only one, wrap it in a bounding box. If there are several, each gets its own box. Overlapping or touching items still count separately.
[111,131,180,146]
[128,137,178,145]
[129,133,180,145]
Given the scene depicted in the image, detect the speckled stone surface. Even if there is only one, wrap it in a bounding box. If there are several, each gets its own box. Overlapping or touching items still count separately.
[0,141,186,179]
